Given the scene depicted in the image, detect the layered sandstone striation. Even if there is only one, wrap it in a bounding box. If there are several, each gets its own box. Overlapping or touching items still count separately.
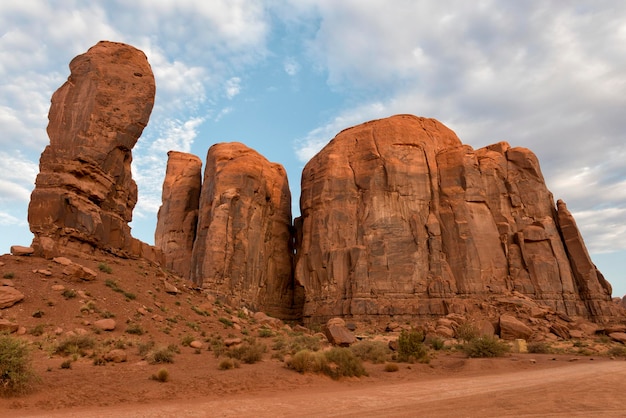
[188,143,301,318]
[28,41,156,258]
[155,151,202,277]
[295,114,617,325]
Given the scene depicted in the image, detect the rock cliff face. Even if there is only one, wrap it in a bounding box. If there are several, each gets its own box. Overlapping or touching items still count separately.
[295,114,617,324]
[28,41,156,258]
[189,143,301,318]
[155,151,202,277]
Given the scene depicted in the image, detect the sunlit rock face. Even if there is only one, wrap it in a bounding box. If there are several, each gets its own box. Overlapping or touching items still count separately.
[295,114,617,325]
[28,41,156,259]
[190,142,302,319]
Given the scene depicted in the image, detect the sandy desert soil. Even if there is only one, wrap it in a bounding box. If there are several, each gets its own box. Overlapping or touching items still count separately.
[1,251,625,417]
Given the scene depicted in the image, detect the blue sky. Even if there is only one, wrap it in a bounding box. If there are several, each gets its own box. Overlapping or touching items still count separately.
[1,1,625,296]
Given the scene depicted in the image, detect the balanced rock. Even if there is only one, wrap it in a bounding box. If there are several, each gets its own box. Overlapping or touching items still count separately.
[323,318,356,347]
[155,151,202,277]
[189,143,300,318]
[295,114,617,325]
[28,41,156,258]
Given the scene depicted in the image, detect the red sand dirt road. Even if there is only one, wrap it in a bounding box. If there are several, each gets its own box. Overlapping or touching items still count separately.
[15,360,626,418]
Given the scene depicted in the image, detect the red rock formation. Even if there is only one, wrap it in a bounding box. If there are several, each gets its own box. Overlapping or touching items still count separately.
[28,41,156,258]
[155,151,202,277]
[190,143,300,318]
[295,114,617,325]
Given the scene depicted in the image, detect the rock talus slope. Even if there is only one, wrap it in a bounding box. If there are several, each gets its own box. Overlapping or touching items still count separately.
[295,114,617,324]
[189,143,301,318]
[155,151,202,277]
[28,41,156,258]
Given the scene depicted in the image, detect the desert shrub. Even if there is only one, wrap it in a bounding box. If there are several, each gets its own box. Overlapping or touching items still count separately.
[397,330,428,362]
[258,327,274,338]
[61,289,77,299]
[226,339,266,364]
[607,346,626,357]
[218,317,234,328]
[384,362,399,372]
[100,310,115,319]
[287,350,327,374]
[98,263,112,274]
[29,324,46,337]
[287,348,367,379]
[186,321,200,331]
[429,337,445,351]
[208,336,226,358]
[462,336,510,358]
[323,347,368,379]
[527,341,552,354]
[0,334,38,396]
[60,359,72,369]
[350,340,391,364]
[55,335,96,356]
[218,358,240,370]
[145,345,176,364]
[123,292,137,300]
[456,322,480,343]
[151,368,169,382]
[191,305,210,317]
[3,272,14,279]
[180,334,194,347]
[137,340,155,357]
[125,324,145,336]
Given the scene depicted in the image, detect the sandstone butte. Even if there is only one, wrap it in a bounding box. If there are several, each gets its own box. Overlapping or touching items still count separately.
[294,115,618,325]
[26,41,621,327]
[28,41,159,261]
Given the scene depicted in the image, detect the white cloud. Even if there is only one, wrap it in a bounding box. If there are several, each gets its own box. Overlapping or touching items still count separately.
[283,57,300,76]
[291,1,626,255]
[0,212,26,227]
[225,77,242,99]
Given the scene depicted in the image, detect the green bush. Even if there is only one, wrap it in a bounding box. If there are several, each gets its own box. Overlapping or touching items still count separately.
[384,362,399,372]
[350,340,391,364]
[125,324,145,335]
[429,337,445,351]
[323,347,368,379]
[607,346,626,357]
[145,345,176,364]
[151,368,169,382]
[287,348,367,379]
[55,335,96,356]
[397,330,428,362]
[180,334,195,347]
[226,339,266,364]
[0,335,38,396]
[61,289,77,299]
[218,317,234,328]
[218,358,240,370]
[287,349,327,374]
[98,263,112,274]
[527,341,552,354]
[258,327,274,338]
[137,340,155,357]
[462,336,510,358]
[29,324,46,337]
[456,322,480,343]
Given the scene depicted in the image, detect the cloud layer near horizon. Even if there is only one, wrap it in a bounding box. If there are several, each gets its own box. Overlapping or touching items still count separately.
[0,2,624,285]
